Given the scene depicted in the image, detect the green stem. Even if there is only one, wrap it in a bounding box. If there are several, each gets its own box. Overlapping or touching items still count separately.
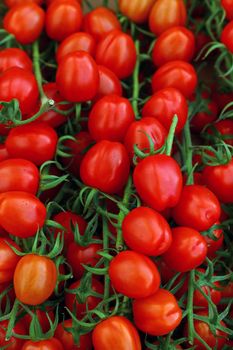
[165,115,178,156]
[187,270,195,345]
[102,217,110,312]
[75,103,82,126]
[183,118,194,184]
[32,40,47,100]
[132,40,140,120]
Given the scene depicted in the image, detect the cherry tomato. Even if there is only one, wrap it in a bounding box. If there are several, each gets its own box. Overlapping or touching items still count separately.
[14,254,57,305]
[0,319,26,350]
[109,251,160,298]
[184,311,228,350]
[66,241,102,279]
[56,32,96,63]
[56,51,99,102]
[211,119,233,146]
[88,94,135,142]
[133,154,183,211]
[4,0,43,7]
[124,117,167,161]
[92,316,141,350]
[80,140,130,194]
[0,67,39,115]
[221,20,233,53]
[204,223,224,259]
[83,7,121,42]
[149,0,187,36]
[53,211,87,248]
[122,207,172,256]
[0,159,39,194]
[0,238,21,283]
[0,48,32,73]
[3,3,45,45]
[45,0,82,41]
[133,288,182,336]
[22,338,64,350]
[0,191,46,238]
[152,61,198,99]
[142,88,188,133]
[152,27,195,66]
[6,123,58,166]
[221,0,233,20]
[23,308,55,333]
[95,29,137,79]
[202,158,233,203]
[191,95,218,132]
[119,0,155,23]
[0,144,9,161]
[193,269,222,307]
[172,185,221,231]
[162,227,207,272]
[55,319,92,350]
[95,65,122,101]
[65,278,104,318]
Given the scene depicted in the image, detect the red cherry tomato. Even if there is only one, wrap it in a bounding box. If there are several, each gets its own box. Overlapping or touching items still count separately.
[4,0,43,7]
[124,117,167,161]
[202,158,233,203]
[55,319,92,350]
[133,154,183,211]
[80,140,130,194]
[221,0,233,20]
[0,48,32,73]
[96,29,137,79]
[83,7,121,42]
[22,338,64,350]
[162,227,207,272]
[109,251,161,298]
[88,94,135,142]
[149,0,187,36]
[0,238,21,284]
[211,119,233,146]
[0,319,26,350]
[172,185,221,231]
[14,254,57,305]
[0,144,9,161]
[45,0,83,41]
[23,308,55,333]
[56,32,96,63]
[152,61,198,99]
[3,3,45,45]
[122,207,172,256]
[142,88,188,133]
[133,288,182,336]
[6,123,58,166]
[0,67,39,115]
[221,20,233,53]
[95,65,122,101]
[191,97,218,132]
[152,26,195,66]
[119,0,155,24]
[204,222,224,259]
[56,51,99,102]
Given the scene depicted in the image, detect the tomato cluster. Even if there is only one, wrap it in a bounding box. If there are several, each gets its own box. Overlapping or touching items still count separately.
[0,0,232,349]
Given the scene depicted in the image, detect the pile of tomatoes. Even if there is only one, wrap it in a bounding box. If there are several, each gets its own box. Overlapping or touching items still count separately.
[0,0,232,349]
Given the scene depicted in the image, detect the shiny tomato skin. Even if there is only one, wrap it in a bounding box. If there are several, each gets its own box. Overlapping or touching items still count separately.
[83,7,121,42]
[4,0,43,7]
[3,3,45,45]
[162,227,207,272]
[133,154,183,211]
[0,238,21,283]
[80,140,130,194]
[56,32,96,63]
[45,0,82,41]
[55,319,92,350]
[152,26,195,66]
[124,117,167,160]
[66,241,102,279]
[14,254,57,305]
[221,21,233,53]
[141,87,188,133]
[0,48,32,73]
[88,94,135,142]
[0,67,39,115]
[133,288,182,336]
[6,123,58,166]
[172,185,221,231]
[95,65,122,101]
[65,278,104,318]
[0,159,39,194]
[92,316,141,350]
[22,338,64,350]
[152,61,198,99]
[119,0,155,23]
[56,51,99,103]
[184,311,228,350]
[122,207,172,256]
[0,319,26,350]
[221,0,233,20]
[149,0,187,36]
[109,251,160,298]
[202,158,233,203]
[95,29,137,79]
[0,191,46,238]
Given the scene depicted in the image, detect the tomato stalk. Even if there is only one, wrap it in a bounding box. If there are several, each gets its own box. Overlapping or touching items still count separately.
[187,269,195,345]
[165,115,178,156]
[132,40,140,119]
[102,217,110,312]
[183,119,194,184]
